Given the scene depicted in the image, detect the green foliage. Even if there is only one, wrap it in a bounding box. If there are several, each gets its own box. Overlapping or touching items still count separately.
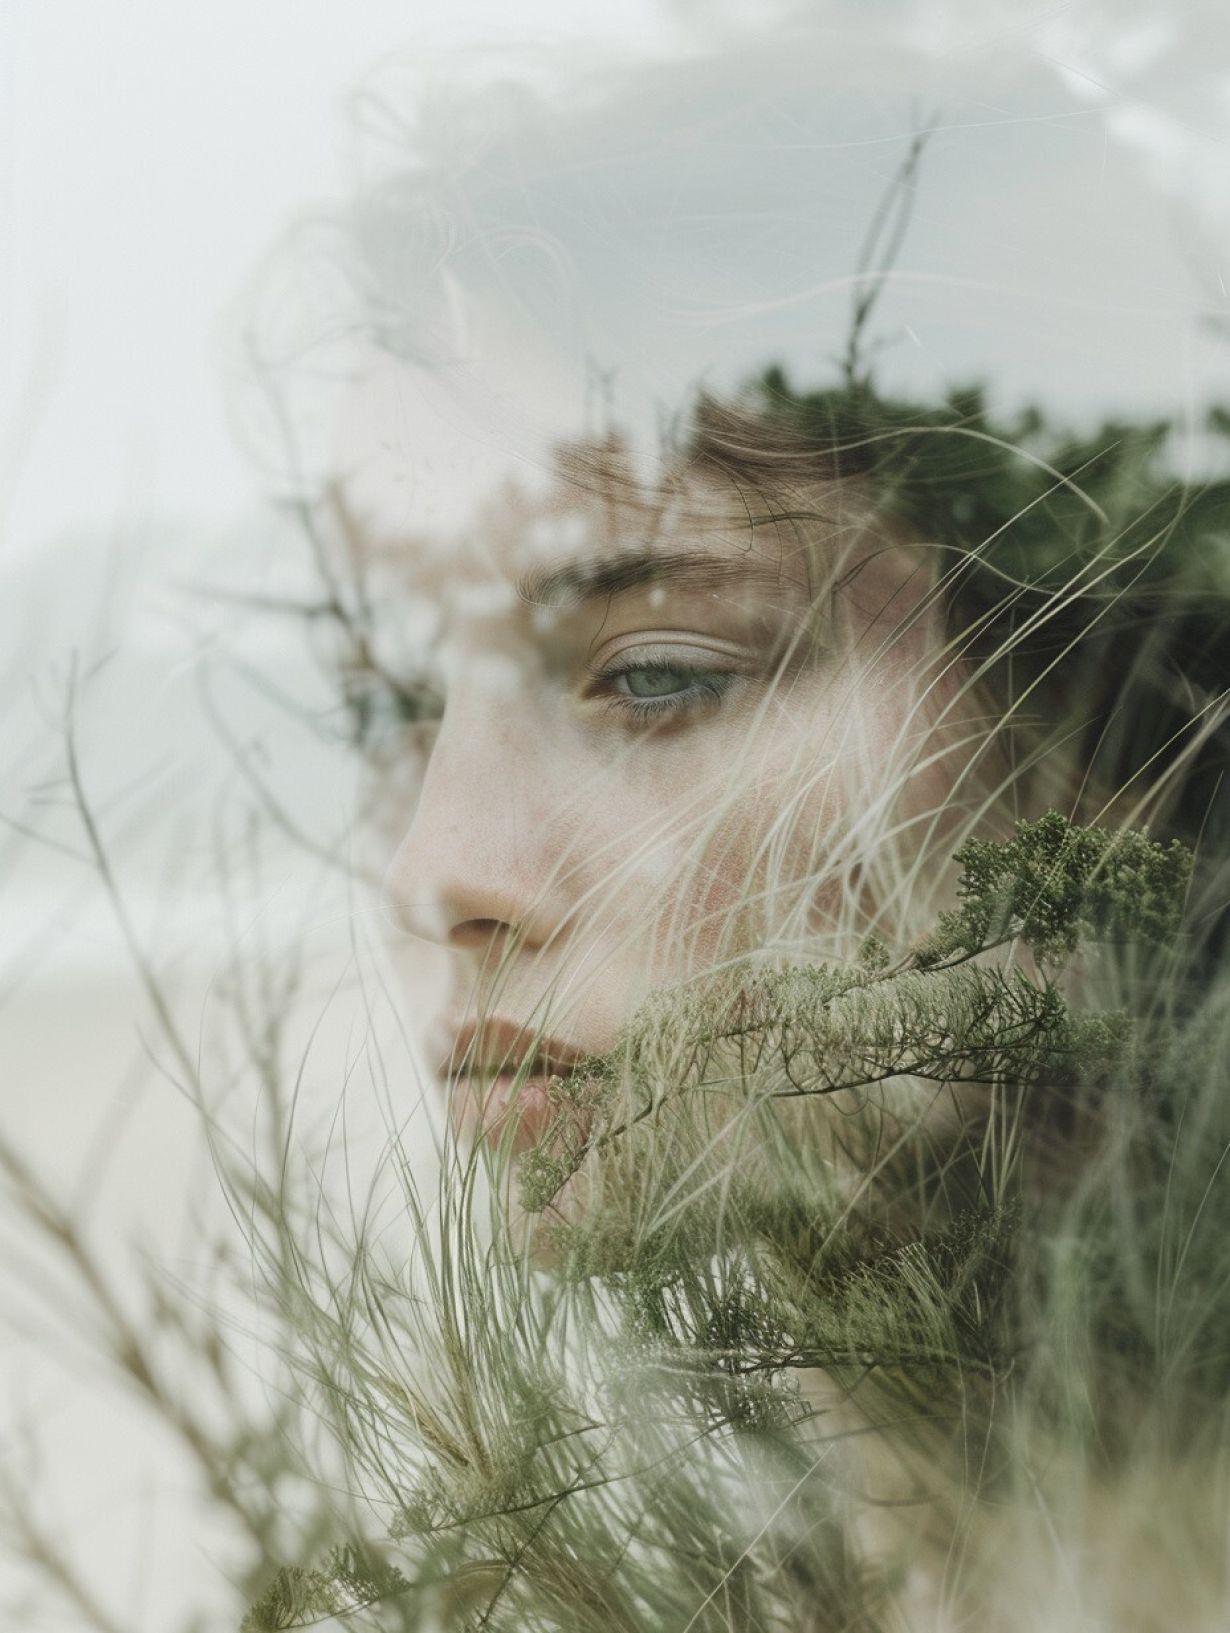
[240,815,1224,1632]
[756,368,1230,603]
[242,1546,409,1631]
[914,810,1192,966]
[523,814,1170,1225]
[1018,975,1230,1450]
[737,370,1230,871]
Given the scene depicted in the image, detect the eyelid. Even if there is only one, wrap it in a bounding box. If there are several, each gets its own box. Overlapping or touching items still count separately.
[589,659,739,723]
[580,635,745,726]
[587,630,753,671]
[583,647,747,697]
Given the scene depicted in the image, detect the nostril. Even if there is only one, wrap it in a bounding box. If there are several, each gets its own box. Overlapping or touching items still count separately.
[449,918,514,950]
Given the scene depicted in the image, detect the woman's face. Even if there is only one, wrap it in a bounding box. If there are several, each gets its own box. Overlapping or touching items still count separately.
[349,449,963,1149]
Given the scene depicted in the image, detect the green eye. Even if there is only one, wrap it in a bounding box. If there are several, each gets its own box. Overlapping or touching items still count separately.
[622,665,695,698]
[600,659,736,720]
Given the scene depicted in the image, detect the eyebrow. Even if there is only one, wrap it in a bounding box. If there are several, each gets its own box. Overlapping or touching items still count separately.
[517,549,797,608]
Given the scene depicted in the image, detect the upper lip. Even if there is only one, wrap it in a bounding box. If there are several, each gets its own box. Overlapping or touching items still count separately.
[439,1017,591,1080]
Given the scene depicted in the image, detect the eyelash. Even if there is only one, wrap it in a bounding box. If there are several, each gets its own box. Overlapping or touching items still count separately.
[590,656,738,723]
[341,655,740,743]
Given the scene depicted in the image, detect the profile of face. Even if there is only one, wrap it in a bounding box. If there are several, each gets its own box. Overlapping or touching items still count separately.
[341,430,975,1154]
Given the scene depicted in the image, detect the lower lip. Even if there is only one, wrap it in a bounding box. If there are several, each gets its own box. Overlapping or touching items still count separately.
[448,1071,557,1151]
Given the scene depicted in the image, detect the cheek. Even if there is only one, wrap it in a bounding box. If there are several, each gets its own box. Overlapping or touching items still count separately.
[639,689,901,959]
[618,749,838,968]
[571,747,749,965]
[696,769,843,949]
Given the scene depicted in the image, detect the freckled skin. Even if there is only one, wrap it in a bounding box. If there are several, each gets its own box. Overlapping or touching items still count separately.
[347,450,973,1140]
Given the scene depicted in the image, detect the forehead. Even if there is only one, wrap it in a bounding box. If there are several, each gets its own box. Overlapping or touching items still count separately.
[332,349,859,616]
[346,443,849,615]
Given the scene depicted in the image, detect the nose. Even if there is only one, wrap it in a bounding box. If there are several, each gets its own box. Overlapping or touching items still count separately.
[383,692,572,956]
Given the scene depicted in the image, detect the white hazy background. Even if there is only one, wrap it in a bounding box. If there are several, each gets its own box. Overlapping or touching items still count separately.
[2,1,1229,1627]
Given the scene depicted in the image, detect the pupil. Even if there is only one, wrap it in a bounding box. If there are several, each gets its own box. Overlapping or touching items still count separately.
[627,667,688,698]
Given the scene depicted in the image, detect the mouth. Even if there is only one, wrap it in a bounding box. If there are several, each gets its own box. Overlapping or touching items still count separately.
[439,1018,592,1148]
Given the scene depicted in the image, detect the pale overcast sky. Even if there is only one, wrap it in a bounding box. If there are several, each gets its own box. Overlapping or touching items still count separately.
[1,0,675,562]
[3,0,1229,566]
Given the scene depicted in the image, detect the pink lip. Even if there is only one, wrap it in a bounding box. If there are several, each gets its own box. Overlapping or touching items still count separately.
[438,1017,591,1149]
